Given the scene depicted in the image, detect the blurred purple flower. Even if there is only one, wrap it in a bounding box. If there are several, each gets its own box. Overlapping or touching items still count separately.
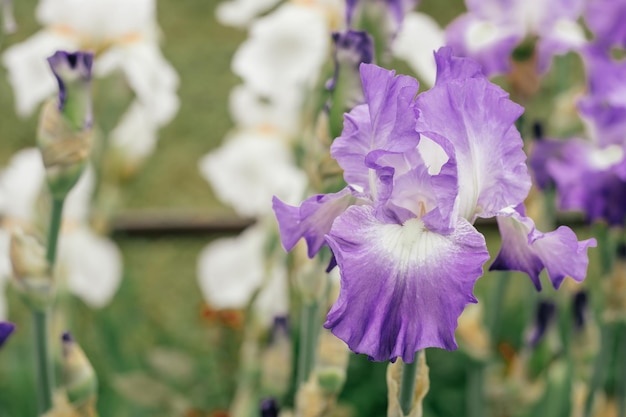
[585,0,626,49]
[274,48,594,362]
[446,0,586,75]
[0,321,15,348]
[525,300,556,347]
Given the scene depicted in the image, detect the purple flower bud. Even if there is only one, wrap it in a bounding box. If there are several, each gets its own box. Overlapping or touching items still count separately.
[47,51,94,129]
[0,322,15,349]
[260,397,279,417]
[527,301,556,347]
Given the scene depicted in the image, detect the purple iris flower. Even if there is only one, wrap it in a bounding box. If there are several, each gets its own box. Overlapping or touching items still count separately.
[585,0,626,49]
[47,51,94,129]
[0,322,15,349]
[578,47,626,148]
[273,47,595,362]
[531,137,626,226]
[446,0,586,76]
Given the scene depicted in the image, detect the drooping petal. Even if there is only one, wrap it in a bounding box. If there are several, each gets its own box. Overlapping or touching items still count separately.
[490,205,596,290]
[415,76,529,221]
[324,205,489,362]
[272,188,354,257]
[330,64,420,196]
[60,227,122,308]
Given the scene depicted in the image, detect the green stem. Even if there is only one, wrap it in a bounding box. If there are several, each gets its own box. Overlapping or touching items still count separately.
[487,271,510,346]
[46,198,65,265]
[583,323,614,417]
[617,324,626,417]
[399,351,420,416]
[296,301,320,388]
[34,197,65,413]
[467,364,485,417]
[33,310,54,414]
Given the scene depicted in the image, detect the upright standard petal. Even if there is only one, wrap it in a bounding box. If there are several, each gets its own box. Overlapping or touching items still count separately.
[490,206,596,290]
[324,205,489,362]
[415,77,529,220]
[330,64,420,196]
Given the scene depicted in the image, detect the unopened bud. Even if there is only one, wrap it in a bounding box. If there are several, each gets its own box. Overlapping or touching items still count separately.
[387,350,429,417]
[38,51,94,199]
[62,332,98,414]
[10,229,53,310]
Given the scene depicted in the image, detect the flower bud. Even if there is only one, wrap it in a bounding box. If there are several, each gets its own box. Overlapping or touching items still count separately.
[38,51,94,200]
[10,229,54,310]
[386,350,429,417]
[61,332,98,414]
[0,321,15,349]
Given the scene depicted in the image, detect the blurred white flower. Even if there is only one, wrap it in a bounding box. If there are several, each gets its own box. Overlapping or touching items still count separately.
[2,0,179,160]
[392,12,444,86]
[215,0,281,28]
[0,231,9,320]
[0,149,122,309]
[199,130,307,218]
[197,224,289,326]
[232,3,330,100]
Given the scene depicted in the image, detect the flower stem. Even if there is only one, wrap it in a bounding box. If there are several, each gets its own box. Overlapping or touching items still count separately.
[33,310,53,414]
[297,301,320,387]
[46,198,65,265]
[583,323,614,417]
[34,197,65,414]
[399,351,420,416]
[487,271,510,344]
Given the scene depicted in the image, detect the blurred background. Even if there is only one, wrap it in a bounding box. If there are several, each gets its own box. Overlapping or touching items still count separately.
[0,1,603,416]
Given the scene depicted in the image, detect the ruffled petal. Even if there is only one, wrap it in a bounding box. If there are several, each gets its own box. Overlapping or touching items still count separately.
[415,76,529,221]
[490,205,596,290]
[60,227,123,308]
[330,64,420,195]
[272,188,354,257]
[324,205,489,362]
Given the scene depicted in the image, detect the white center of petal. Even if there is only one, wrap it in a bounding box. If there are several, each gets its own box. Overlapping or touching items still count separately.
[380,218,450,270]
[550,19,586,46]
[589,145,624,170]
[417,135,449,175]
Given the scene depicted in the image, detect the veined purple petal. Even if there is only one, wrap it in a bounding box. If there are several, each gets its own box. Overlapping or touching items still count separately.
[490,205,597,290]
[272,188,354,258]
[415,76,529,221]
[0,322,15,348]
[324,205,489,362]
[330,64,420,195]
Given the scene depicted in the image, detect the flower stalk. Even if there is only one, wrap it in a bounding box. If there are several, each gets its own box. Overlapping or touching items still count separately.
[399,351,421,416]
[297,301,320,388]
